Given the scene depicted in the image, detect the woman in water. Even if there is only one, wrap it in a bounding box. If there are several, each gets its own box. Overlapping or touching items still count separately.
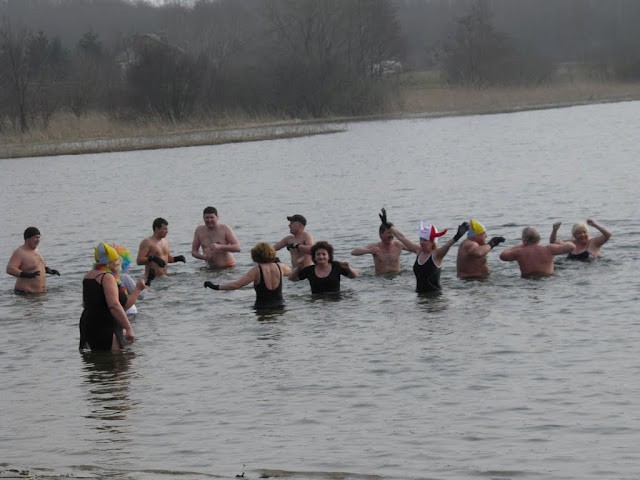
[112,244,153,315]
[387,220,469,293]
[289,240,358,294]
[79,243,136,352]
[550,218,612,260]
[204,242,292,310]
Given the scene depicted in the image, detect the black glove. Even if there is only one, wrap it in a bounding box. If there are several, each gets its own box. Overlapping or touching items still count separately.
[204,281,219,290]
[45,267,60,276]
[145,268,156,286]
[378,208,393,229]
[453,222,470,242]
[173,255,186,263]
[286,243,298,251]
[488,236,506,249]
[148,255,166,268]
[20,270,40,278]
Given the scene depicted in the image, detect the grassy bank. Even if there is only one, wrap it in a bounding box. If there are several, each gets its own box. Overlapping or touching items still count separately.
[2,79,640,159]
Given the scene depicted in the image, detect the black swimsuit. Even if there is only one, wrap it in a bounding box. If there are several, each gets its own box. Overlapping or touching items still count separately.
[567,250,593,261]
[298,261,350,294]
[413,253,442,293]
[79,273,127,351]
[254,264,284,309]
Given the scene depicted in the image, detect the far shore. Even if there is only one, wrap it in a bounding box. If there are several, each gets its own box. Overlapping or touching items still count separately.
[2,81,640,159]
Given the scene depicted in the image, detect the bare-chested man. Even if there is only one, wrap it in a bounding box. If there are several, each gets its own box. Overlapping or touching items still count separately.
[456,219,505,279]
[273,214,314,268]
[351,211,409,275]
[191,206,241,269]
[499,226,575,278]
[137,218,186,277]
[6,227,60,294]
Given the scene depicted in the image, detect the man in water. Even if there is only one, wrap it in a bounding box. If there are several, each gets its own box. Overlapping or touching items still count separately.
[273,214,314,268]
[137,217,186,277]
[191,206,241,268]
[350,209,408,275]
[456,219,505,279]
[6,227,60,294]
[499,226,575,278]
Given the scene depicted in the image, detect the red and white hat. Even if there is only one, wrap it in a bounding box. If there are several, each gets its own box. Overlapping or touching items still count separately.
[419,221,447,243]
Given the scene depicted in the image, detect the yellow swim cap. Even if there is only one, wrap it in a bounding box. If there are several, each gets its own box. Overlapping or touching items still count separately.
[94,242,119,264]
[468,219,486,237]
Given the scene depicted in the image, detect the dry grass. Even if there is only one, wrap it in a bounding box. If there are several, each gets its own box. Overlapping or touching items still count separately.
[2,80,640,158]
[394,81,640,115]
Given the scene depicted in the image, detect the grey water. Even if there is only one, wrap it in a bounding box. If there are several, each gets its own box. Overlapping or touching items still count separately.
[1,102,639,480]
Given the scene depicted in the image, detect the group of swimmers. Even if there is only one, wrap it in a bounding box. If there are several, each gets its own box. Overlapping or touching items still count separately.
[5,207,611,351]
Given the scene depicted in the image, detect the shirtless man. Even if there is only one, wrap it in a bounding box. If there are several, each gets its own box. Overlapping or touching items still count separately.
[456,219,505,279]
[191,206,241,268]
[350,209,408,275]
[499,226,575,278]
[137,218,186,277]
[273,214,314,268]
[6,227,60,294]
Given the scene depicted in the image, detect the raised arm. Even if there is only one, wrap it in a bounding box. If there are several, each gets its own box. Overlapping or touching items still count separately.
[434,222,469,262]
[587,219,612,247]
[387,226,419,253]
[550,221,562,243]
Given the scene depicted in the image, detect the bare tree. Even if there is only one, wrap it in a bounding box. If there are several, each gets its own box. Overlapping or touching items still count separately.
[0,17,32,132]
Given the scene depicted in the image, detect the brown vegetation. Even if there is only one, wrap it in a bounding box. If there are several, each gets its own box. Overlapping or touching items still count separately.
[2,80,640,159]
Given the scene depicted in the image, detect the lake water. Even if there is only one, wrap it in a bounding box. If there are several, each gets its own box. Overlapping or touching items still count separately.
[1,102,640,480]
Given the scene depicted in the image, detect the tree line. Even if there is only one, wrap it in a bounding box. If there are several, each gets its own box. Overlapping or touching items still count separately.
[1,0,639,133]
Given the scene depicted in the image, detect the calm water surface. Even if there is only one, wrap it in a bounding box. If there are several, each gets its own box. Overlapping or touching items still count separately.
[1,102,640,480]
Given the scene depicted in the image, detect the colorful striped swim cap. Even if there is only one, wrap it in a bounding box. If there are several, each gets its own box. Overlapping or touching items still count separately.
[94,242,119,265]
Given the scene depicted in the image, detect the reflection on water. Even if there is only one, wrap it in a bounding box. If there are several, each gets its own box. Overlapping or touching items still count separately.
[2,102,640,479]
[81,351,134,433]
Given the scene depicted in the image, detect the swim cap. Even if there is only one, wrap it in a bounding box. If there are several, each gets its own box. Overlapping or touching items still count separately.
[112,244,132,272]
[468,219,486,237]
[94,242,119,265]
[419,221,447,243]
[23,227,41,239]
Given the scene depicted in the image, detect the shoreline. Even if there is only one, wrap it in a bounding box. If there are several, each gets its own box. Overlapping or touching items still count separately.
[2,82,639,159]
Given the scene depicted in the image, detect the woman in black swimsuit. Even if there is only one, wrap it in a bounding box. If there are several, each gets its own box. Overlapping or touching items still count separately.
[79,243,136,352]
[289,241,358,294]
[550,218,612,261]
[204,242,292,309]
[388,220,469,293]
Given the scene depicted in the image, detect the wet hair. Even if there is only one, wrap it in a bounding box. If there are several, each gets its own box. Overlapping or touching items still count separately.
[203,206,218,215]
[152,217,168,231]
[379,224,390,236]
[251,242,276,263]
[572,223,588,237]
[521,226,540,244]
[23,226,41,239]
[311,240,334,263]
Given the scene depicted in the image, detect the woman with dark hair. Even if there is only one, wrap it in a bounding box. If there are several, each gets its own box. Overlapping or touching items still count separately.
[289,240,358,294]
[204,242,291,310]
